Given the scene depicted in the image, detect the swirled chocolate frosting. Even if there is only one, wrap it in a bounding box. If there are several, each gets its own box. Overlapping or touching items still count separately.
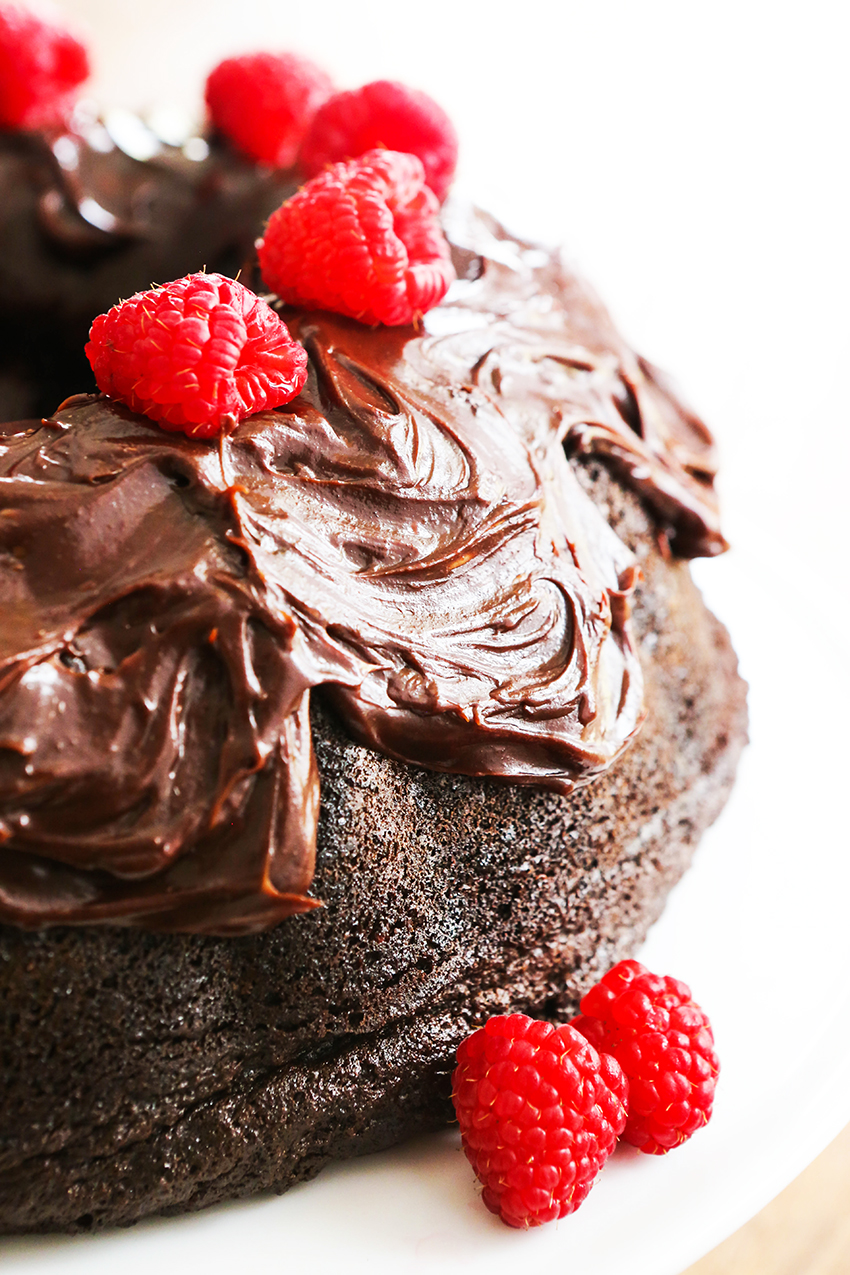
[0,208,724,934]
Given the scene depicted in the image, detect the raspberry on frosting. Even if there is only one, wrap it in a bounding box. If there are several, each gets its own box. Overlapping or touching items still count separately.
[205,51,334,168]
[0,3,89,131]
[452,1015,628,1228]
[571,959,719,1155]
[85,273,308,438]
[257,149,456,327]
[300,79,458,201]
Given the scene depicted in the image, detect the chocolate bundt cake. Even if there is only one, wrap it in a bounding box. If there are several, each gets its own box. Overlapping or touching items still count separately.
[0,105,295,421]
[0,207,746,1232]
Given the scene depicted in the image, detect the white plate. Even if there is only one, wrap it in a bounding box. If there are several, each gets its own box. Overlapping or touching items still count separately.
[4,3,849,1271]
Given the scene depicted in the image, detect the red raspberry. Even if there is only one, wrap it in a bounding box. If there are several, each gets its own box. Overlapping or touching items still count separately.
[300,79,458,201]
[571,960,719,1155]
[0,3,89,131]
[452,1015,628,1229]
[258,149,455,327]
[85,273,308,438]
[205,52,333,168]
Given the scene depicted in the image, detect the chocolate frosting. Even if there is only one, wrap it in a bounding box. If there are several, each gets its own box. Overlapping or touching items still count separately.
[433,206,725,559]
[0,208,724,933]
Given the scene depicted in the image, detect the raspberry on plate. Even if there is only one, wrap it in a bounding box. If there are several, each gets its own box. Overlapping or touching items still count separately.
[258,149,456,327]
[452,1015,628,1229]
[85,273,308,438]
[300,79,458,201]
[0,3,89,131]
[205,51,334,168]
[571,959,719,1155]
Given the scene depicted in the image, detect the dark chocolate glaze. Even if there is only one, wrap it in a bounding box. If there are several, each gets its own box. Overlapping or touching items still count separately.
[0,208,724,934]
[0,106,296,420]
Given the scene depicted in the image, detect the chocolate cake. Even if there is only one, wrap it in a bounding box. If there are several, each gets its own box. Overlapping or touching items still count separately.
[0,207,746,1232]
[0,105,295,421]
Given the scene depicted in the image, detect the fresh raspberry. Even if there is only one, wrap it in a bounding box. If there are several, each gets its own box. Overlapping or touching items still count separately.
[205,52,333,168]
[0,3,89,131]
[258,149,455,327]
[571,959,719,1155]
[452,1014,628,1229]
[85,273,308,438]
[300,79,458,201]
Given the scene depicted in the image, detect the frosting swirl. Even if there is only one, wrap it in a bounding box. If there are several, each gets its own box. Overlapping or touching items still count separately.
[0,208,724,933]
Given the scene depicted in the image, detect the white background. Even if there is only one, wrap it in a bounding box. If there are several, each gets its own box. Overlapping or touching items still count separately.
[4,1,850,1272]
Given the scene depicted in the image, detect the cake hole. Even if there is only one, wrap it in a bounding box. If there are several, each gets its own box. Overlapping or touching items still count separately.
[613,378,643,438]
[59,648,87,673]
[158,457,195,490]
[451,245,484,281]
[230,543,252,575]
[541,995,561,1020]
[75,1213,94,1231]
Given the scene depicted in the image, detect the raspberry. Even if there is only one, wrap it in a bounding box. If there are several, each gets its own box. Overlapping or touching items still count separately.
[300,79,458,201]
[571,960,719,1155]
[85,273,308,438]
[0,3,89,131]
[452,1015,628,1229]
[258,149,455,327]
[205,52,333,168]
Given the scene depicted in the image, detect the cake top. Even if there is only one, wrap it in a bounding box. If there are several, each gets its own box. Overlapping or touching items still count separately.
[0,207,723,934]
